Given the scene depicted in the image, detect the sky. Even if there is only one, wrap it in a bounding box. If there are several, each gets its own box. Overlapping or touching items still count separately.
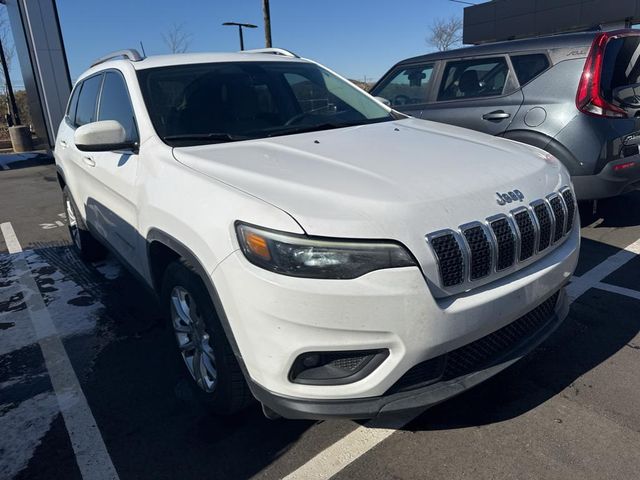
[53,0,466,84]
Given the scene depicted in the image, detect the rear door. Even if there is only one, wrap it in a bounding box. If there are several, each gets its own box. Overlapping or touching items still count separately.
[370,62,437,117]
[65,73,104,219]
[421,55,524,135]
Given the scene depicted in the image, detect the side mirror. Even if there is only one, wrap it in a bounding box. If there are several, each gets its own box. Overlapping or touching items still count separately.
[374,96,391,107]
[74,120,136,152]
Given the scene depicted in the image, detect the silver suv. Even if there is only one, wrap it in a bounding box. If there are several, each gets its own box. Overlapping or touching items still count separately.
[371,30,640,200]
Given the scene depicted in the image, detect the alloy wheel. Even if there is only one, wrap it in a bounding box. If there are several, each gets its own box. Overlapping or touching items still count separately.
[169,285,218,393]
[66,199,82,250]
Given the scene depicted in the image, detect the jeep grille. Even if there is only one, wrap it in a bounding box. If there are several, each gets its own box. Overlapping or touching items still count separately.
[427,186,576,290]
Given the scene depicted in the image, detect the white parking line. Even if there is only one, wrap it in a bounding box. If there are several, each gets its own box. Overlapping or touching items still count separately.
[593,282,640,301]
[1,163,8,170]
[283,236,640,480]
[0,222,120,480]
[283,413,417,480]
[567,238,640,301]
[1,222,22,253]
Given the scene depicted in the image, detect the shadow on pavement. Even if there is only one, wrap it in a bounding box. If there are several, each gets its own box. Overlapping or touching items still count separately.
[578,191,640,229]
[14,243,313,480]
[0,152,53,171]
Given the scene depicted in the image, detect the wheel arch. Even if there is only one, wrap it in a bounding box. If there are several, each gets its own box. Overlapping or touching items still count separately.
[56,165,66,189]
[146,228,252,383]
[500,129,582,175]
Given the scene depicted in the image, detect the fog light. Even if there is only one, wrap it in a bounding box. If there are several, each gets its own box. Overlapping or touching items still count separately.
[302,354,321,368]
[289,349,389,385]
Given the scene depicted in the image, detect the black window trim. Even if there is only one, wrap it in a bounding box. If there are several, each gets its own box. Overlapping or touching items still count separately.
[65,82,82,127]
[509,51,552,88]
[96,68,140,144]
[370,61,439,109]
[434,53,518,104]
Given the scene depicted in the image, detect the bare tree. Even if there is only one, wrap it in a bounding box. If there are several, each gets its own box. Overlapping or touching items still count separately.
[0,10,15,82]
[427,16,463,51]
[162,23,192,54]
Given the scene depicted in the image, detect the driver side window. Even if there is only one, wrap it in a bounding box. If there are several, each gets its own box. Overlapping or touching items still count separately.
[374,64,434,107]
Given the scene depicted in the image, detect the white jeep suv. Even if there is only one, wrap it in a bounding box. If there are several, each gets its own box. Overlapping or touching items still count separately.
[54,48,579,419]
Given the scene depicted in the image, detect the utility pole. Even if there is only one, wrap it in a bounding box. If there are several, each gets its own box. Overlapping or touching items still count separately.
[0,37,20,126]
[263,0,272,47]
[222,22,257,50]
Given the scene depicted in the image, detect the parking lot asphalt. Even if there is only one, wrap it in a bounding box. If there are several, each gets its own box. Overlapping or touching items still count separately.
[1,159,640,480]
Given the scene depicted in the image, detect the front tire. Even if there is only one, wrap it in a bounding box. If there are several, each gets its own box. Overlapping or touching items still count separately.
[62,186,107,262]
[161,260,253,415]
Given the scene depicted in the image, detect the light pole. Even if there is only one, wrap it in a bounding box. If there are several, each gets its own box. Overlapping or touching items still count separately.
[222,22,257,50]
[262,0,272,48]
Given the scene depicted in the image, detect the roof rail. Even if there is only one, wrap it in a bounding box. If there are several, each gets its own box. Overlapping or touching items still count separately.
[91,49,144,68]
[240,47,300,58]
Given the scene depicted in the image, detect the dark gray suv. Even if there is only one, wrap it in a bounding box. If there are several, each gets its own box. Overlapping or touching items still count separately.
[371,30,640,200]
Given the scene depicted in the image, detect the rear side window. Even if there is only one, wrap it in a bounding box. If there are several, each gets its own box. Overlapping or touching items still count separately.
[438,57,509,101]
[66,85,81,124]
[75,74,103,127]
[98,72,137,141]
[600,35,640,102]
[510,54,550,85]
[372,64,435,107]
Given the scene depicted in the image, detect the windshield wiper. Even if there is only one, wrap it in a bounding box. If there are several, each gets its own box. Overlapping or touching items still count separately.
[266,118,395,138]
[163,132,248,144]
[266,122,350,138]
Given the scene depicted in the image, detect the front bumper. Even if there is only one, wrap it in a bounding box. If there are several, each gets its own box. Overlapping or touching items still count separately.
[249,288,569,419]
[211,225,579,418]
[573,155,640,200]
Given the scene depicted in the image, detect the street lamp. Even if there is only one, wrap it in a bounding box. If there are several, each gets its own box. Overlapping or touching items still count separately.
[222,22,258,50]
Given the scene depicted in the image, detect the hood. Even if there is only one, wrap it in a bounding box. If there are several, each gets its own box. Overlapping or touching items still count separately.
[173,117,573,297]
[172,118,568,241]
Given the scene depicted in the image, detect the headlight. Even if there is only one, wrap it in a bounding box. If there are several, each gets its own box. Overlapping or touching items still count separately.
[235,223,416,279]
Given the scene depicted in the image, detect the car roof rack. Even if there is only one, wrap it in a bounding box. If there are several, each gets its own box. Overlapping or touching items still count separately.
[240,47,300,58]
[91,49,144,68]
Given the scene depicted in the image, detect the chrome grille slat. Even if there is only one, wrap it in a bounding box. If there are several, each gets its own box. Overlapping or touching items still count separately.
[461,223,492,280]
[513,209,536,261]
[548,194,566,243]
[489,217,516,271]
[426,186,575,291]
[561,188,576,233]
[532,201,552,251]
[428,231,465,287]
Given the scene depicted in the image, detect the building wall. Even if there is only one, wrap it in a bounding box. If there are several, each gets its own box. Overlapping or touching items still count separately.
[464,0,640,44]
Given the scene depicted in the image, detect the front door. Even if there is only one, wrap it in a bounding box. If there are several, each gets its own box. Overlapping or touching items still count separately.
[82,71,143,273]
[421,55,524,136]
[370,62,436,118]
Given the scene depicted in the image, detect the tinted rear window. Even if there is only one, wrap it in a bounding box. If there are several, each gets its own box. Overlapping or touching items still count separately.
[601,35,640,102]
[510,54,550,85]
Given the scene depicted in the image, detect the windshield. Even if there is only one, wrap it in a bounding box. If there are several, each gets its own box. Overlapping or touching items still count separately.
[137,61,394,146]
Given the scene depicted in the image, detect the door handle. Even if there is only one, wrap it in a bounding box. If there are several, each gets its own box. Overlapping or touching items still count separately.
[482,111,511,121]
[59,140,68,148]
[83,156,96,167]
